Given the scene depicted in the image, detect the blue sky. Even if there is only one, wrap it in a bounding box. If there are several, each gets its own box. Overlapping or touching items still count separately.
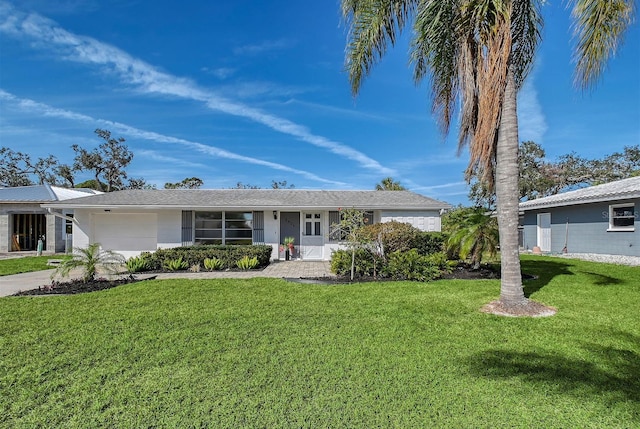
[0,0,638,205]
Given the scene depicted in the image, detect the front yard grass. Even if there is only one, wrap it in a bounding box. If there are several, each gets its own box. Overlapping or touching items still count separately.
[1,255,638,428]
[0,255,65,276]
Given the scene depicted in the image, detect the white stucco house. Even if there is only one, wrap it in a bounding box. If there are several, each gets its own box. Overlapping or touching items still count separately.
[42,189,451,260]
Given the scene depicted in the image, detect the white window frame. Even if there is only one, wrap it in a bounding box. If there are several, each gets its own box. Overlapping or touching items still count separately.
[303,212,322,236]
[608,203,635,232]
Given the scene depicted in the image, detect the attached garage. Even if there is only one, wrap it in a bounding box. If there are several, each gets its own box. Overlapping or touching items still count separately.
[93,213,157,257]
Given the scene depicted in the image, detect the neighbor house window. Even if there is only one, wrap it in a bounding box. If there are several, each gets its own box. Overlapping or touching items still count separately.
[195,211,253,245]
[304,213,322,236]
[609,203,635,231]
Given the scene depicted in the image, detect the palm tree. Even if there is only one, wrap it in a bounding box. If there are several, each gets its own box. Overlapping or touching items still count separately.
[375,177,406,190]
[342,0,634,315]
[54,243,125,283]
[446,208,499,269]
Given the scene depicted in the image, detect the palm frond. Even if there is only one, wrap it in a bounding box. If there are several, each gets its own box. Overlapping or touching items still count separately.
[411,0,461,136]
[571,0,635,89]
[510,0,543,90]
[343,0,419,95]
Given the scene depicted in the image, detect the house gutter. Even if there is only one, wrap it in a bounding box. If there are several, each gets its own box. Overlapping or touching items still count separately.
[46,207,74,222]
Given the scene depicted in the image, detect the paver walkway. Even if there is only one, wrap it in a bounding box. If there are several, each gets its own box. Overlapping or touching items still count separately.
[0,261,335,297]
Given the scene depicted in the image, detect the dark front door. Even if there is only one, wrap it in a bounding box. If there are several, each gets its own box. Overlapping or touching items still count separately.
[280,212,300,258]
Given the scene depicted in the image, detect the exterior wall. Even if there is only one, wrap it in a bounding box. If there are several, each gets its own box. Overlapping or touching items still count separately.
[522,199,640,256]
[0,214,8,252]
[72,209,92,250]
[73,208,446,261]
[381,210,442,232]
[263,214,280,261]
[157,211,182,250]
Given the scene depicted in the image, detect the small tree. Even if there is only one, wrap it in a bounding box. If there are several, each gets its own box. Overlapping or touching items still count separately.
[329,208,371,280]
[53,243,125,283]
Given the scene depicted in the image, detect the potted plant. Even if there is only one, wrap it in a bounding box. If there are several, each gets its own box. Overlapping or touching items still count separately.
[283,236,295,260]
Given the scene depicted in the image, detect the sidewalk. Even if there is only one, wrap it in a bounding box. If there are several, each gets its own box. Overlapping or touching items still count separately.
[0,261,335,297]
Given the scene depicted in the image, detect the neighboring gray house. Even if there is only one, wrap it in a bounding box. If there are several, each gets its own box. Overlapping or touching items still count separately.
[519,176,640,256]
[43,189,451,260]
[0,184,100,253]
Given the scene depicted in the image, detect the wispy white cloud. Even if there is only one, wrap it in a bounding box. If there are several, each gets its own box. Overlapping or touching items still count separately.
[220,81,314,100]
[284,98,390,121]
[0,89,346,185]
[201,66,236,80]
[233,38,292,56]
[135,149,208,169]
[0,2,395,176]
[517,66,548,143]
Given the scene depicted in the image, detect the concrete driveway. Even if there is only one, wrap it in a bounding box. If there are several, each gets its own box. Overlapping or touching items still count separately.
[0,261,335,297]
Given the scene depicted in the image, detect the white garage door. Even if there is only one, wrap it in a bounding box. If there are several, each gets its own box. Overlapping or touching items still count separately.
[94,213,157,255]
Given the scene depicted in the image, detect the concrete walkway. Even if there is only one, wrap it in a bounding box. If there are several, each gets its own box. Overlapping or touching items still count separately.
[0,261,335,297]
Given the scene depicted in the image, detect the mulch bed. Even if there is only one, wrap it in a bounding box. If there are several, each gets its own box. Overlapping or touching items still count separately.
[13,276,156,296]
[291,264,506,285]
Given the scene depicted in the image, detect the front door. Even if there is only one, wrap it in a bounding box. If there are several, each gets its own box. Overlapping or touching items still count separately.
[537,213,551,252]
[280,212,300,259]
[301,212,324,260]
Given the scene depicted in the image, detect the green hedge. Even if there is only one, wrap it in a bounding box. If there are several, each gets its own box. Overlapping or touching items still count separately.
[139,245,272,271]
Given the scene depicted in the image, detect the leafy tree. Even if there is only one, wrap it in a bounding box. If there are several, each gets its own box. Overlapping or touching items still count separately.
[271,180,295,189]
[445,207,499,269]
[127,177,157,190]
[164,177,204,189]
[0,147,60,186]
[232,182,261,189]
[375,177,406,190]
[343,0,633,315]
[54,163,76,188]
[53,243,125,283]
[329,208,371,280]
[72,129,133,192]
[75,179,108,191]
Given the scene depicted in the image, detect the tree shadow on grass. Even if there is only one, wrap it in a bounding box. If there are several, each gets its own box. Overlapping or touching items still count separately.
[520,258,574,298]
[466,333,640,413]
[579,271,625,286]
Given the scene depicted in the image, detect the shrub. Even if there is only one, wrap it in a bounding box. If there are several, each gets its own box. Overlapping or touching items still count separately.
[359,221,420,255]
[236,256,259,270]
[144,245,272,271]
[126,255,151,273]
[382,249,442,282]
[423,251,454,275]
[163,257,188,271]
[330,248,377,278]
[189,263,201,272]
[203,257,223,271]
[411,232,447,255]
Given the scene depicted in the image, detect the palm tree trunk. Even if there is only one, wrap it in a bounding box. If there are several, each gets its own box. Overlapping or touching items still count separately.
[495,69,526,306]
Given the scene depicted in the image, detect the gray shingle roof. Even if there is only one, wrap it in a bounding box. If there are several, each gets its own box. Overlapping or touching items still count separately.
[519,176,640,211]
[43,189,451,210]
[0,184,98,203]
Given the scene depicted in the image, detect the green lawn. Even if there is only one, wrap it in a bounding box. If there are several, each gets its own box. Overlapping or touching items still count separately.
[0,256,63,276]
[1,255,638,428]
